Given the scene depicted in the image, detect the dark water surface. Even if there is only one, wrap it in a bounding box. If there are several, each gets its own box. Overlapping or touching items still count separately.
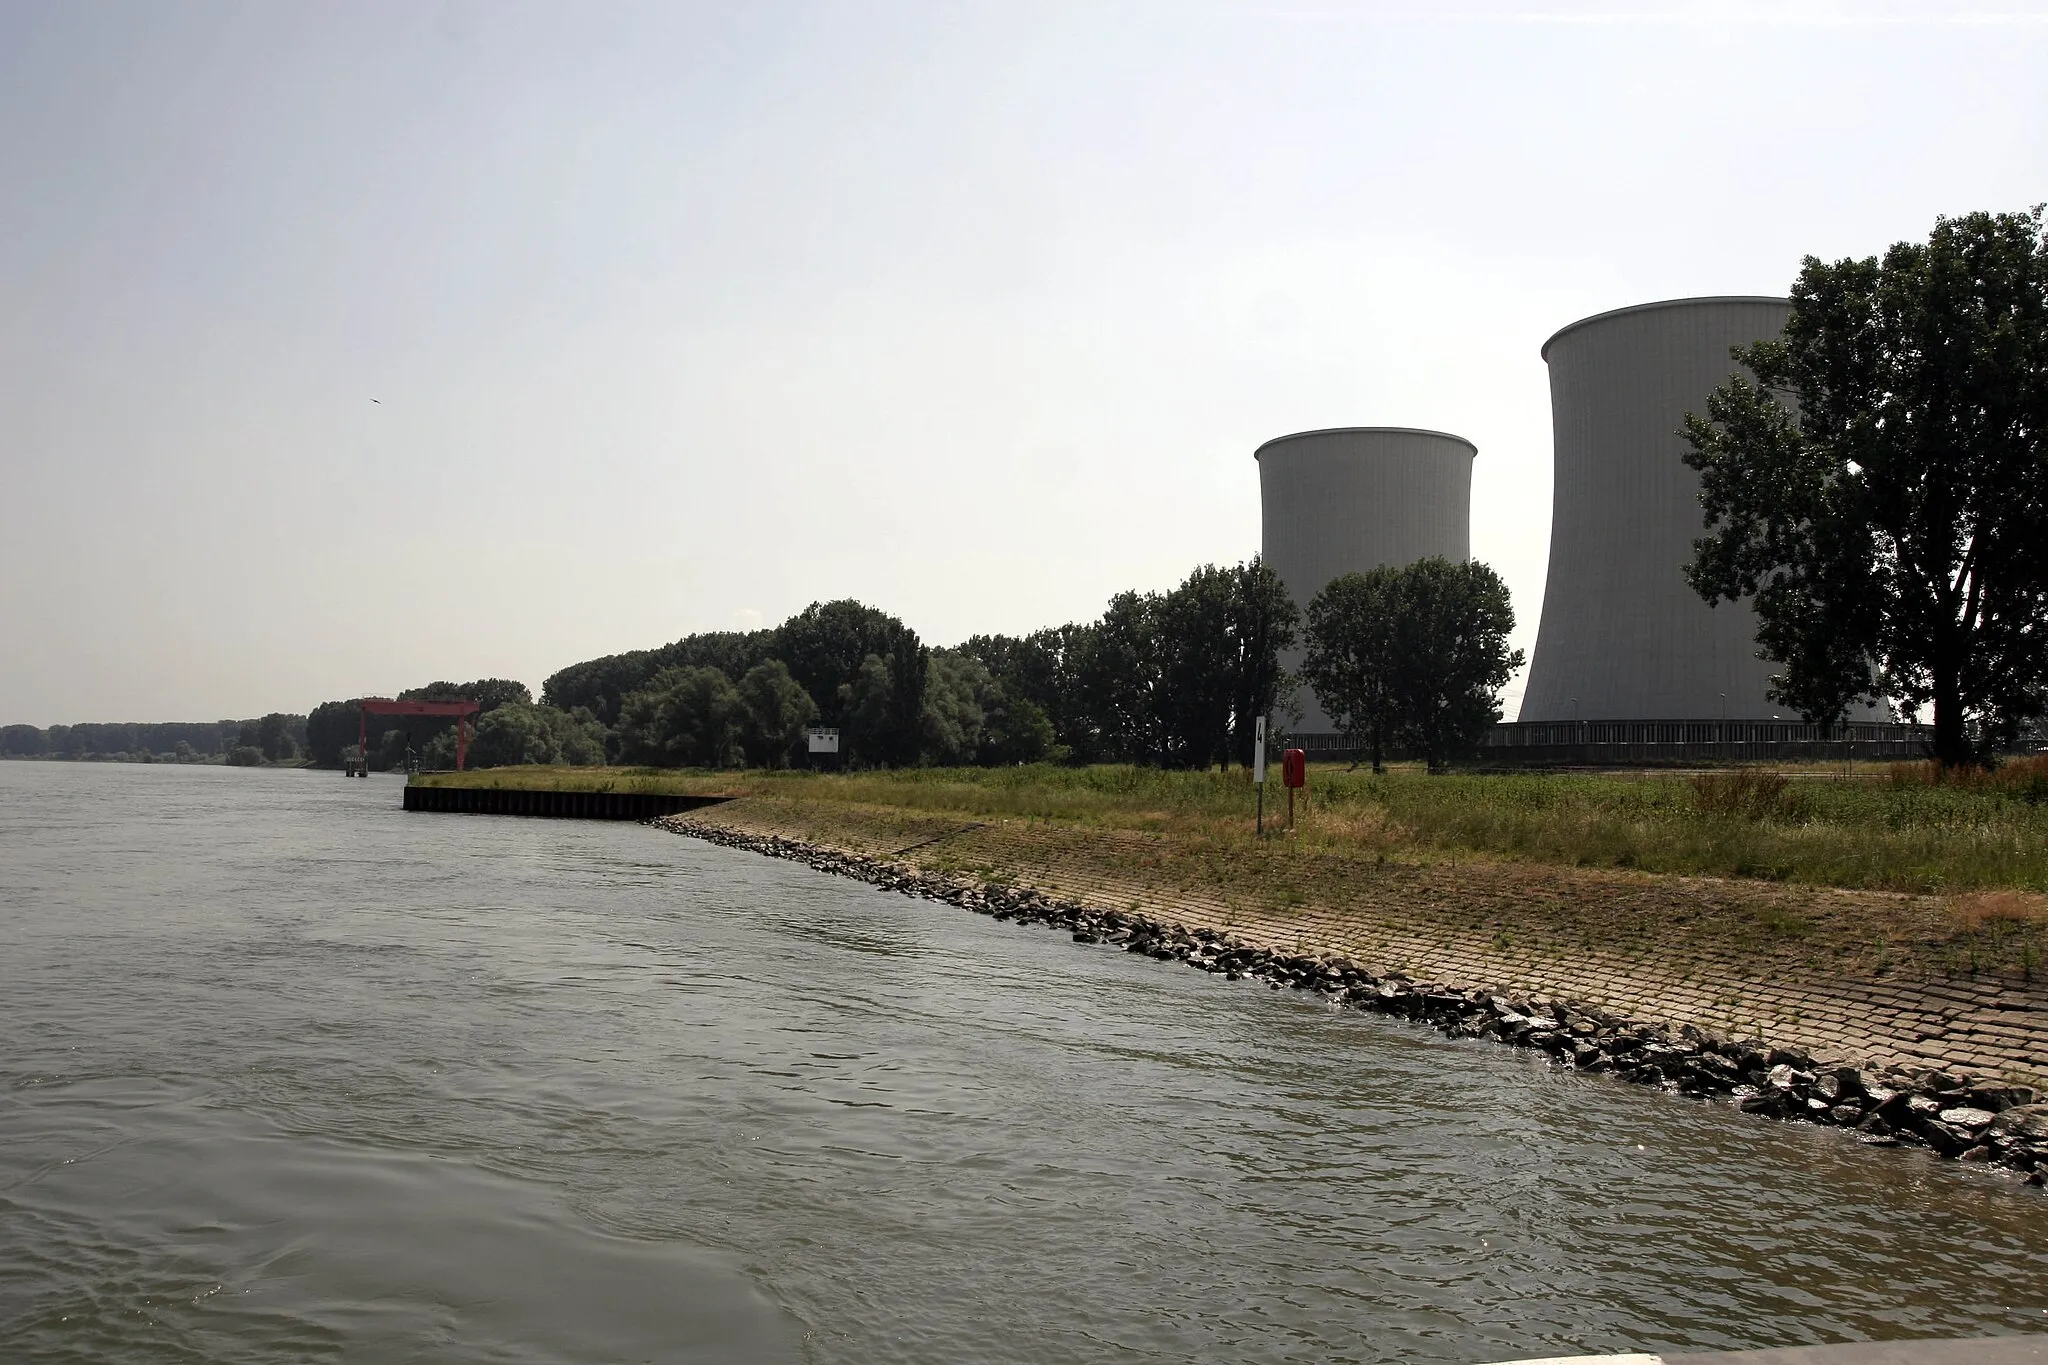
[2,763,2044,1364]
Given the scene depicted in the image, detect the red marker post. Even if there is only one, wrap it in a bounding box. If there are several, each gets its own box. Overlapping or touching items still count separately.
[1282,748,1306,828]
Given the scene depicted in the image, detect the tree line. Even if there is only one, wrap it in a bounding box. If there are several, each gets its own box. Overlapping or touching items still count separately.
[537,561,1304,772]
[0,716,307,765]
[4,557,1527,776]
[515,554,1521,774]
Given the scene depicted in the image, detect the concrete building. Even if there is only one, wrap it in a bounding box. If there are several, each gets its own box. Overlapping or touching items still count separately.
[1255,426,1475,735]
[1519,296,1832,723]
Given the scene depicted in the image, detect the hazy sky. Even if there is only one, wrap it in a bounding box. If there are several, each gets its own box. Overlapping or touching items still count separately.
[4,0,2045,726]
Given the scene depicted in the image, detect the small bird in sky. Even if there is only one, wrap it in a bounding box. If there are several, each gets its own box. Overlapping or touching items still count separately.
[371,399,381,404]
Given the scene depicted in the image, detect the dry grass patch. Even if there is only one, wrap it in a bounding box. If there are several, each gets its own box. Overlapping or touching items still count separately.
[1948,889,2048,933]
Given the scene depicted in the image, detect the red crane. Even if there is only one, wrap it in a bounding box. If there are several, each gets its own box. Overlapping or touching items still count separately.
[358,698,482,773]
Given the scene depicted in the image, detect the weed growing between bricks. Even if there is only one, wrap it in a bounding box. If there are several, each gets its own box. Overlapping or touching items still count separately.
[656,815,2048,1194]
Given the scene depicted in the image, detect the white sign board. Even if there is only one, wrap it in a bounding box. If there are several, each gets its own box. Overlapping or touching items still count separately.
[804,727,841,755]
[1253,716,1267,784]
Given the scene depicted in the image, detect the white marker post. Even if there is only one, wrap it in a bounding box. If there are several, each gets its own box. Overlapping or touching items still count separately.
[1253,716,1267,837]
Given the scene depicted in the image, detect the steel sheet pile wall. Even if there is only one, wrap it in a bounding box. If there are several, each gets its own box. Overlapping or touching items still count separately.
[1517,297,1864,724]
[1256,427,1475,735]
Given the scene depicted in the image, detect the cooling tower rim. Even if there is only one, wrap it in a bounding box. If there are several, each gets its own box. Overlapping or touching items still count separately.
[1253,426,1478,461]
[1540,295,1790,362]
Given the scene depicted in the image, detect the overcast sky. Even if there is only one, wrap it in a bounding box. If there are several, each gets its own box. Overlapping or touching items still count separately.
[3,0,2044,726]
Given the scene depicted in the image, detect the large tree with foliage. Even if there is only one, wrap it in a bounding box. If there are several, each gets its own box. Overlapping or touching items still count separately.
[919,651,993,766]
[1388,558,1522,772]
[459,703,607,769]
[1683,208,2048,765]
[774,600,927,766]
[542,633,772,726]
[616,667,743,768]
[1227,555,1298,769]
[1300,568,1407,773]
[1302,558,1519,772]
[735,660,818,769]
[962,625,1091,761]
[1073,591,1161,763]
[1153,565,1238,769]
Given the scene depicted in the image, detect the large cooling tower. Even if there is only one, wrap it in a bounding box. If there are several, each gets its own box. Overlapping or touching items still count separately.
[1519,296,1802,722]
[1256,426,1475,734]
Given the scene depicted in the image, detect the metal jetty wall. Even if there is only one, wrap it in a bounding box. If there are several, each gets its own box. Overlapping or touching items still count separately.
[402,785,732,820]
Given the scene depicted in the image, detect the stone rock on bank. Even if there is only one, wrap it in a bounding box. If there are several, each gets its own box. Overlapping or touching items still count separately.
[656,816,2048,1192]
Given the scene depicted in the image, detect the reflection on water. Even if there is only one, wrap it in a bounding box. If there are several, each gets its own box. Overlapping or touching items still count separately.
[1,761,2044,1365]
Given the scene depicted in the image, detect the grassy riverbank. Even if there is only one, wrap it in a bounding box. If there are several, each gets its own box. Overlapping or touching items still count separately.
[416,760,2048,897]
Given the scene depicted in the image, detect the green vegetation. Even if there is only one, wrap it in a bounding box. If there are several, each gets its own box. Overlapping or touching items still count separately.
[1684,206,2048,764]
[1302,557,1521,773]
[418,756,2048,895]
[305,679,533,770]
[533,561,1298,774]
[0,716,307,764]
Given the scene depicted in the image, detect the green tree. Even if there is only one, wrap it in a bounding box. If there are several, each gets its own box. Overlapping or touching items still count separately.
[455,703,584,768]
[541,650,670,726]
[735,660,817,768]
[920,652,991,765]
[549,707,609,766]
[774,601,927,766]
[1301,568,1407,773]
[450,703,603,769]
[961,626,1091,761]
[1228,555,1299,769]
[837,654,897,765]
[257,713,297,762]
[466,705,553,768]
[979,695,1053,765]
[1683,208,2048,765]
[1389,558,1522,773]
[616,667,743,768]
[0,725,46,757]
[1074,592,1161,763]
[541,633,774,727]
[305,700,358,766]
[401,679,530,712]
[1153,565,1238,769]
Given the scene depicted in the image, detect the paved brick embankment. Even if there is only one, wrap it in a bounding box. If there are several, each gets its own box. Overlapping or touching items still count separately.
[672,797,2048,1089]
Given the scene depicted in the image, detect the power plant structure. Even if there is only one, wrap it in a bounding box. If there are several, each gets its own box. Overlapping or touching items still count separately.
[1500,295,1895,761]
[1252,300,1918,764]
[1254,426,1475,740]
[1518,296,1794,724]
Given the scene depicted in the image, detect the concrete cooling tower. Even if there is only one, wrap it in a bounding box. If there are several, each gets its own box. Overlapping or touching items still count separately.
[1256,427,1475,736]
[1519,296,1837,723]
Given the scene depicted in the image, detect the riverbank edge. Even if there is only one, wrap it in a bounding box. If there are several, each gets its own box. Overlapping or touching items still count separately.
[653,811,2048,1191]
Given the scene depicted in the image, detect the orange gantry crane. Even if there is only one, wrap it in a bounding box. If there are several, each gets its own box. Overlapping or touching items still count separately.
[356,697,481,774]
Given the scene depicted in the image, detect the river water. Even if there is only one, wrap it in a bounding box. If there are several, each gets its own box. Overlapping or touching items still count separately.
[1,762,2044,1364]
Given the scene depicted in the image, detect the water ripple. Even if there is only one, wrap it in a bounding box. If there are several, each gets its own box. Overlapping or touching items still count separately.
[2,762,2045,1365]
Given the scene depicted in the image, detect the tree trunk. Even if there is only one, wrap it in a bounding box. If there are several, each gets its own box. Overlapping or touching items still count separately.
[1370,721,1384,775]
[1931,660,1970,767]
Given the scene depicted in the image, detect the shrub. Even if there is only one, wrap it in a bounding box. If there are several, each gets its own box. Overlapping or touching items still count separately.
[1689,769,1808,822]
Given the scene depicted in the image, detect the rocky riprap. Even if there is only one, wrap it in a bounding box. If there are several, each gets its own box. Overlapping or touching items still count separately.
[657,817,2048,1189]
